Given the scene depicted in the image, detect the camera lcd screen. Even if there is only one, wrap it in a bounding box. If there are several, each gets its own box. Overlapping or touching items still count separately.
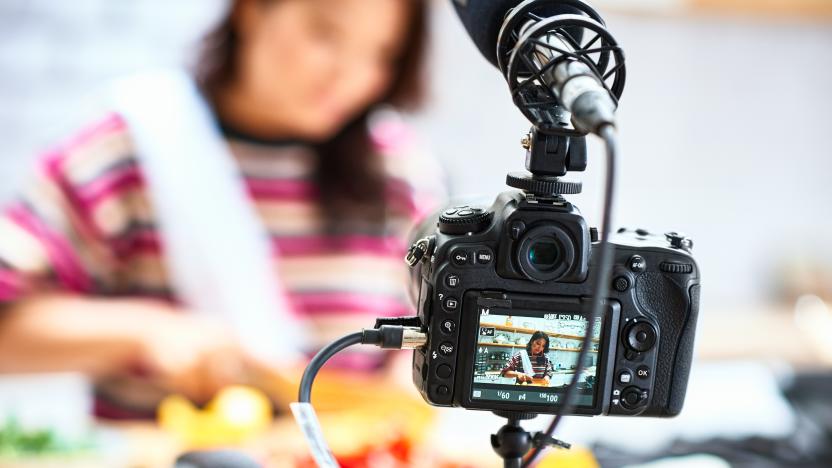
[470,307,604,408]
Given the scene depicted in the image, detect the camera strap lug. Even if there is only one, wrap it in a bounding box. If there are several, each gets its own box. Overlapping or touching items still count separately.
[405,236,435,267]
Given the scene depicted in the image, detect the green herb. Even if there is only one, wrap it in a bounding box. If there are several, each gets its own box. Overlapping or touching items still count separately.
[0,417,80,456]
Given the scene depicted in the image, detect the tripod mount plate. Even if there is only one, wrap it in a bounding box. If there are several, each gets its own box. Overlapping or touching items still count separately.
[506,172,582,196]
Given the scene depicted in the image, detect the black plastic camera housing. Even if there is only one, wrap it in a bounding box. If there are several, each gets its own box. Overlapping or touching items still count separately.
[406,190,700,417]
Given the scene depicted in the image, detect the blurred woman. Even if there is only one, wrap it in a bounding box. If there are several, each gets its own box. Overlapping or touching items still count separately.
[0,0,441,417]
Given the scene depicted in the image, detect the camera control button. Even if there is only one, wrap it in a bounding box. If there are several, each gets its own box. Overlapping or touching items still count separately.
[475,250,493,264]
[618,370,633,384]
[665,232,694,251]
[620,387,649,410]
[443,208,459,216]
[624,320,657,353]
[436,364,452,379]
[613,276,630,292]
[636,366,650,379]
[441,320,456,334]
[636,228,649,236]
[437,385,450,396]
[628,255,647,273]
[445,274,460,288]
[439,208,493,234]
[443,297,459,312]
[660,262,693,274]
[451,250,470,266]
[438,342,455,356]
[622,389,639,407]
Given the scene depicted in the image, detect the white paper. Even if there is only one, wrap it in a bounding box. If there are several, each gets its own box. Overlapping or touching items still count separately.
[290,402,340,468]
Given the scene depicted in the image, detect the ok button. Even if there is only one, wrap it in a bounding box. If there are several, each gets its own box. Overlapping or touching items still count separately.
[636,366,650,379]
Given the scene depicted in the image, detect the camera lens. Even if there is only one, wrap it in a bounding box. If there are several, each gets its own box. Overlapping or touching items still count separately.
[528,242,559,267]
[517,225,576,282]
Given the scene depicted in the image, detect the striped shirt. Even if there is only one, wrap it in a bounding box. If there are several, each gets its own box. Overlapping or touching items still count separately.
[0,112,443,414]
[501,352,554,379]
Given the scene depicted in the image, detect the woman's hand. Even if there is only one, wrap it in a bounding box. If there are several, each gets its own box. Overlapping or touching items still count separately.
[133,303,307,405]
[0,294,298,404]
[518,373,535,384]
[133,308,251,403]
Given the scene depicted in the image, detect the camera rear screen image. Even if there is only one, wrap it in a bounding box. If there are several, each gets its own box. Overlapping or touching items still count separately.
[471,308,603,407]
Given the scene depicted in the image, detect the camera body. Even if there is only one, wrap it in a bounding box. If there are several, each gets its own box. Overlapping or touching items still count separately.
[407,190,700,417]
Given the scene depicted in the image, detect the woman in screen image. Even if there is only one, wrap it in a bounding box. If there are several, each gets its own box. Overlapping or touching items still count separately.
[501,331,554,386]
[0,0,441,417]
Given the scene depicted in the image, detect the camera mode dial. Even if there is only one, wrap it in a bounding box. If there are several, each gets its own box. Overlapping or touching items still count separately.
[439,206,493,235]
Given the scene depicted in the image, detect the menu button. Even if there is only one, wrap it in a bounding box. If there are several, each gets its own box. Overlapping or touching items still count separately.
[476,250,493,264]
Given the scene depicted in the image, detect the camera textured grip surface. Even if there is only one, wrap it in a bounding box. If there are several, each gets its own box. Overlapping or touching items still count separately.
[666,283,700,415]
[635,273,698,416]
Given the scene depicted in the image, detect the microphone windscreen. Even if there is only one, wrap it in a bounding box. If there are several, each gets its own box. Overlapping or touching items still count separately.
[450,0,590,68]
[450,0,521,68]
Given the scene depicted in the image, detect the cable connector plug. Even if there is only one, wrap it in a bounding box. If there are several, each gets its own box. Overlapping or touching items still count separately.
[362,325,427,349]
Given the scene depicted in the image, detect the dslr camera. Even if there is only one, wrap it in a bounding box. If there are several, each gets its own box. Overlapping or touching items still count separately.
[405,164,700,416]
[399,0,702,423]
[404,0,700,418]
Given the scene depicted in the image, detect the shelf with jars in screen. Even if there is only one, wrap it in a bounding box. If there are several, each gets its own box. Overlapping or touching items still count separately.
[475,314,600,388]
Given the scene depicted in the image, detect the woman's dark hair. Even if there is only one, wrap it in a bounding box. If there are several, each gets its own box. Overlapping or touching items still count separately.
[526,331,550,363]
[194,0,428,229]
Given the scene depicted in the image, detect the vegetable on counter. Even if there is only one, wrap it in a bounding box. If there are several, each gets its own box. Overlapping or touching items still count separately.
[0,417,91,457]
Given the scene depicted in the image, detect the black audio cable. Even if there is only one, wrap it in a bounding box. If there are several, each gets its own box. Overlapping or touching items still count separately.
[296,127,617,467]
[297,324,427,404]
[522,123,618,467]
